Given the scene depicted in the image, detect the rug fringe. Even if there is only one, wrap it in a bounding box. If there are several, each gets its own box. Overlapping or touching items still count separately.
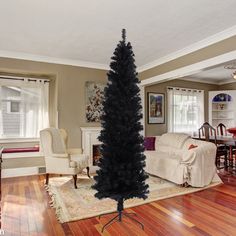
[45,184,65,223]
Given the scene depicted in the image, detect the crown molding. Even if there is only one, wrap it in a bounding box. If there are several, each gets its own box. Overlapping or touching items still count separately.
[180,77,236,86]
[180,77,219,85]
[140,50,236,86]
[0,50,109,71]
[218,79,236,85]
[137,25,236,73]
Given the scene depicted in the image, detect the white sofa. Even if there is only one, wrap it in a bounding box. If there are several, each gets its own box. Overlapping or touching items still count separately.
[144,133,219,187]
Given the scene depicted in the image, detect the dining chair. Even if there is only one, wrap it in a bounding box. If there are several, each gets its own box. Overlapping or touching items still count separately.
[217,123,228,136]
[198,122,228,169]
[217,123,236,167]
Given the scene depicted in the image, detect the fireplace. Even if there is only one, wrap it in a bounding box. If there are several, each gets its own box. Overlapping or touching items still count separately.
[93,144,102,166]
[81,127,102,167]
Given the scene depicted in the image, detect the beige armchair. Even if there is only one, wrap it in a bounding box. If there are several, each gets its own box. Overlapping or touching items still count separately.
[40,128,89,188]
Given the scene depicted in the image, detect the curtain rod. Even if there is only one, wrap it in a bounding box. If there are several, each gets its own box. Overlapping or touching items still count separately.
[0,76,50,83]
[167,86,203,93]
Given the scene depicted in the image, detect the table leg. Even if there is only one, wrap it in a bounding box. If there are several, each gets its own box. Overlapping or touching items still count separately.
[229,145,233,170]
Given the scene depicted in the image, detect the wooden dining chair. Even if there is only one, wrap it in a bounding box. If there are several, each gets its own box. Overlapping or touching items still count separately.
[198,122,228,169]
[217,123,236,169]
[198,122,217,143]
[217,123,228,136]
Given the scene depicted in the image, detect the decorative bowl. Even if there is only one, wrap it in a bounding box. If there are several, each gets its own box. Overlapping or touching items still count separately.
[227,128,236,138]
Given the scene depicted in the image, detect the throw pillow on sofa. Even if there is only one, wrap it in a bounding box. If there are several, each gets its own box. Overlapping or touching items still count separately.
[144,137,156,150]
[188,144,198,150]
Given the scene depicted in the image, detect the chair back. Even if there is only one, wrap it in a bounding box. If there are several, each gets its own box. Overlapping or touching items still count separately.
[198,122,217,144]
[217,123,227,136]
[59,129,68,148]
[40,128,67,157]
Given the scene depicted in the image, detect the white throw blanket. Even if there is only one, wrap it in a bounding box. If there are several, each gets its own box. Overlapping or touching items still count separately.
[48,128,67,154]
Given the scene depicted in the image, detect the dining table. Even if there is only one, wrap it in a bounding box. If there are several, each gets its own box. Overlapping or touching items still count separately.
[192,135,236,170]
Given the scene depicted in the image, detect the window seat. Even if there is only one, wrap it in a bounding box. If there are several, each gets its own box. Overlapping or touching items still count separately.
[2,147,40,153]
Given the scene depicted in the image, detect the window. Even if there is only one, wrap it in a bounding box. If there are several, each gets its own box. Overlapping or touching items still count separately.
[7,101,20,113]
[167,87,204,135]
[0,78,49,138]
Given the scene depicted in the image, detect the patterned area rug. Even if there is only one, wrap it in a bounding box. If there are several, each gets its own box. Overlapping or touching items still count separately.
[46,175,222,223]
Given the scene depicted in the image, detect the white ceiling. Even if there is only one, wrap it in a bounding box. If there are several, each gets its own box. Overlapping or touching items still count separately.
[183,62,236,85]
[1,0,236,69]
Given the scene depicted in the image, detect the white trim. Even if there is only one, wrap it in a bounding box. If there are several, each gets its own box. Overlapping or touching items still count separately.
[0,50,109,71]
[138,25,236,73]
[180,77,236,85]
[218,79,236,85]
[139,85,145,136]
[80,127,102,167]
[0,138,39,144]
[2,166,43,178]
[141,50,236,86]
[180,77,219,85]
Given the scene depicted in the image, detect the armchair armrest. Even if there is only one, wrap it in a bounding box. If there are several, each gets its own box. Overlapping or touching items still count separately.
[181,142,216,165]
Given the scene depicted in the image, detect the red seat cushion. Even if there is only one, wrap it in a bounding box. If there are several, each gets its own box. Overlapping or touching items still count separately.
[2,147,39,153]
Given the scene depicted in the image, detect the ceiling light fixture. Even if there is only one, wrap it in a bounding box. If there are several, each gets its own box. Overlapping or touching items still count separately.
[224,63,236,80]
[232,71,236,80]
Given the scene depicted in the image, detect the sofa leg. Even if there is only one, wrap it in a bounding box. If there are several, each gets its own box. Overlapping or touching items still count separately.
[73,175,78,189]
[86,166,90,178]
[45,173,49,185]
[181,182,189,188]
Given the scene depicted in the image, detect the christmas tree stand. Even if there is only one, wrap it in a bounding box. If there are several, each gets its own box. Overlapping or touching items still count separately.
[99,199,144,233]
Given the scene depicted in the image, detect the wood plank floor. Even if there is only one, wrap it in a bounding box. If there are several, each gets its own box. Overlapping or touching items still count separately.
[1,171,236,236]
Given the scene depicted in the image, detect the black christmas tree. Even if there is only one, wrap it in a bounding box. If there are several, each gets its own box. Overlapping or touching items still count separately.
[92,29,149,232]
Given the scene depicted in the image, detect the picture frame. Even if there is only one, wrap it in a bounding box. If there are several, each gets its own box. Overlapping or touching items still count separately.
[85,81,105,122]
[147,92,165,124]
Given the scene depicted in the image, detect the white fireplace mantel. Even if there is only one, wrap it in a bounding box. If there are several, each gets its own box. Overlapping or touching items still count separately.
[81,127,102,166]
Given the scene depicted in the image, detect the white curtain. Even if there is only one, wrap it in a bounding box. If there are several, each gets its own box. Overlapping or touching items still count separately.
[20,79,49,138]
[0,78,49,138]
[168,87,204,135]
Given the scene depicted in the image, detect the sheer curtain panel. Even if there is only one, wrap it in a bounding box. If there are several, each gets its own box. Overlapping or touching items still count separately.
[0,78,49,138]
[167,87,204,135]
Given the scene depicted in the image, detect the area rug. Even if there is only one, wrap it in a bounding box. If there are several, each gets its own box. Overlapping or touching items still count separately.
[46,175,222,223]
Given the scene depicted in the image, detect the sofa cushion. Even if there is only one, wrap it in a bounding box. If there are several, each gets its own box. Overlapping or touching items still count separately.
[158,133,190,149]
[144,137,156,150]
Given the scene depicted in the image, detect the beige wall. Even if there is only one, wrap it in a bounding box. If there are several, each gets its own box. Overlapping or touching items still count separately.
[219,82,236,90]
[145,79,219,136]
[139,36,236,80]
[0,57,107,148]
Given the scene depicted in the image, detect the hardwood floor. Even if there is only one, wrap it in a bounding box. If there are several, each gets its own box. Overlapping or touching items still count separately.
[1,171,236,236]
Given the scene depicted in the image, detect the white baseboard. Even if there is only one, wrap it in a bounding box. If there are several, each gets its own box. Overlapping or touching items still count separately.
[2,166,45,178]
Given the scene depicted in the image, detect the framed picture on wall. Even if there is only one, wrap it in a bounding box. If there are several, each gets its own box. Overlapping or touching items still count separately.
[85,81,105,122]
[147,92,165,124]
